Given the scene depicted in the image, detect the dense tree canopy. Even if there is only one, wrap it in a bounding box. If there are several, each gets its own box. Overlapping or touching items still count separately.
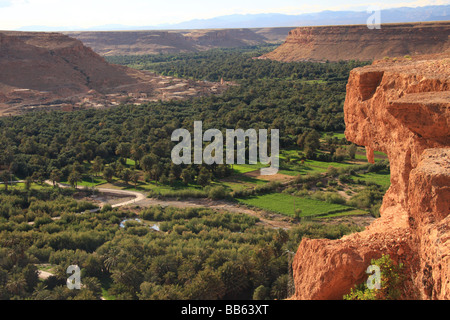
[0,46,374,300]
[0,46,369,185]
[0,188,362,300]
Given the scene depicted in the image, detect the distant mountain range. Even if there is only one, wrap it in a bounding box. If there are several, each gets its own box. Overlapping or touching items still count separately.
[18,5,450,32]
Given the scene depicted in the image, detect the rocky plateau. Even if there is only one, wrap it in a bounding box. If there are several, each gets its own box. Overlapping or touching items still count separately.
[63,27,293,56]
[261,21,450,62]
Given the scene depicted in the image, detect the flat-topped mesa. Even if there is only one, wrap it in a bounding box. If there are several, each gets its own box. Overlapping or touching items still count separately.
[291,52,450,300]
[261,21,450,62]
[63,28,293,56]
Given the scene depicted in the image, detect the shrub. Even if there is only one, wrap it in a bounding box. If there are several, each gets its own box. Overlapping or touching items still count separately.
[254,181,280,195]
[369,203,382,218]
[338,174,351,183]
[231,188,254,198]
[34,215,53,228]
[327,166,338,177]
[101,203,113,213]
[147,189,207,199]
[206,186,230,200]
[311,191,347,205]
[253,285,270,300]
[343,254,406,300]
[328,180,338,186]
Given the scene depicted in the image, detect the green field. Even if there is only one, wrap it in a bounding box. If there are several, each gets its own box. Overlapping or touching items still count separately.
[279,159,355,176]
[3,182,52,191]
[351,170,391,188]
[237,192,354,218]
[60,176,107,187]
[322,132,346,139]
[231,163,268,174]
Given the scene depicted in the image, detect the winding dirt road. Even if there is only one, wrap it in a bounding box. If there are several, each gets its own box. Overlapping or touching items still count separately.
[37,180,293,229]
[40,181,372,230]
[136,197,295,229]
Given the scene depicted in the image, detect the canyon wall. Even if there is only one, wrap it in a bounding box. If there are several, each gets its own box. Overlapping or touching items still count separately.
[261,21,450,62]
[291,52,450,299]
[63,28,293,56]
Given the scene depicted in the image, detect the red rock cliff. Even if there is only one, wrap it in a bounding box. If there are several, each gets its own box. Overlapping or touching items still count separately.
[291,52,450,299]
[261,21,450,62]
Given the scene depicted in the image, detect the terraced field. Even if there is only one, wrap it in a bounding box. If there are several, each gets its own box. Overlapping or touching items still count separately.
[236,192,353,218]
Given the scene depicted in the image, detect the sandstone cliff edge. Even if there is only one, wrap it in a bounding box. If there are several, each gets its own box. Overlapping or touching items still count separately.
[261,21,450,62]
[291,52,450,299]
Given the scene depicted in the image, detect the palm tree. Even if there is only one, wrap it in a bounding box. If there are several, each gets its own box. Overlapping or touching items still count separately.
[131,171,140,188]
[92,156,103,177]
[121,168,132,185]
[131,144,144,168]
[25,176,33,190]
[6,274,27,296]
[31,283,52,300]
[50,169,62,187]
[81,277,102,298]
[103,248,121,272]
[102,166,115,183]
[51,285,72,300]
[1,170,10,191]
[68,171,81,189]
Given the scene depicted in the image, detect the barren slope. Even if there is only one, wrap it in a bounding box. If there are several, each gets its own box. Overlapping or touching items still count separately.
[0,31,137,95]
[63,27,293,56]
[0,31,228,116]
[261,21,450,62]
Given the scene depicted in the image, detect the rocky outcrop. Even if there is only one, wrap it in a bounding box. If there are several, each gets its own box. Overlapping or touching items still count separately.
[261,21,450,62]
[291,52,450,300]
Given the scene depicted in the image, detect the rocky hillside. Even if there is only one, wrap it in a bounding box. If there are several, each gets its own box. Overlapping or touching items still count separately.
[63,27,293,56]
[260,21,450,62]
[0,31,227,116]
[0,31,137,95]
[291,51,450,299]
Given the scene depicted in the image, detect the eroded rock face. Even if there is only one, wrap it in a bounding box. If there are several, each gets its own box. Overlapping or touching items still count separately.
[0,31,137,95]
[261,21,450,62]
[0,31,229,116]
[63,28,293,56]
[291,52,450,300]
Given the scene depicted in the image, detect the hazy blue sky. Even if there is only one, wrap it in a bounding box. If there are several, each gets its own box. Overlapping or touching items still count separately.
[0,0,448,30]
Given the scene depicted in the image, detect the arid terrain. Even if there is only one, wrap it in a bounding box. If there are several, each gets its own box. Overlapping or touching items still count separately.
[0,31,229,116]
[63,27,293,56]
[260,21,450,62]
